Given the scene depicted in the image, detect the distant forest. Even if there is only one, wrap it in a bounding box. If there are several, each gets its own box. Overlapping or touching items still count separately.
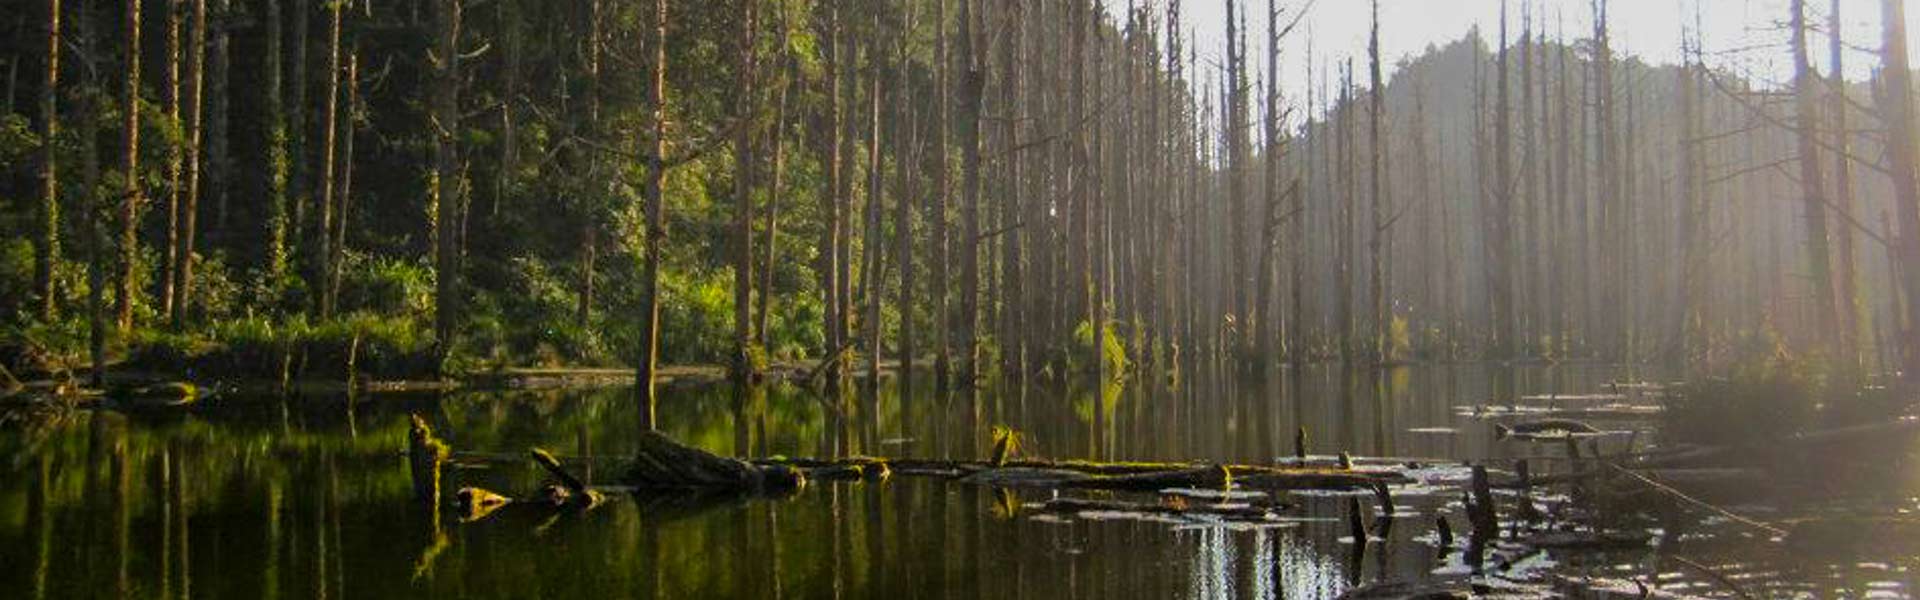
[4,0,1920,398]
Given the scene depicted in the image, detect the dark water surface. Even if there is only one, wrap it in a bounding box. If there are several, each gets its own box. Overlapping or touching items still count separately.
[1,363,1913,598]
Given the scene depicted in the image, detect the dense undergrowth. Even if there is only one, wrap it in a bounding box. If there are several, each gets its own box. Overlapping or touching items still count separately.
[1660,329,1914,447]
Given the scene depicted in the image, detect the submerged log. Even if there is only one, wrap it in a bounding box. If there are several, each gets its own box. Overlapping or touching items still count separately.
[625,432,805,493]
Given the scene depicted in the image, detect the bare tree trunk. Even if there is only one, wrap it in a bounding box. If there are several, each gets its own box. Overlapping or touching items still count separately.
[758,46,793,351]
[161,0,181,318]
[732,0,758,383]
[263,0,288,287]
[431,0,463,365]
[290,0,308,270]
[893,1,916,385]
[1676,50,1709,371]
[1790,0,1840,354]
[1830,0,1864,367]
[636,0,667,430]
[77,0,107,384]
[863,10,885,389]
[173,0,203,327]
[1594,0,1625,359]
[1489,0,1516,361]
[956,0,985,386]
[997,0,1025,381]
[1336,62,1354,361]
[1223,0,1250,363]
[576,0,602,331]
[37,0,61,320]
[316,0,341,319]
[819,4,844,380]
[493,0,518,220]
[331,49,356,311]
[204,0,227,239]
[115,0,141,333]
[1880,0,1920,379]
[1367,0,1388,363]
[931,0,952,387]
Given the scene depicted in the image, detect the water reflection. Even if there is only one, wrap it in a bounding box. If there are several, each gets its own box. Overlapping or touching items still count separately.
[1,364,1646,598]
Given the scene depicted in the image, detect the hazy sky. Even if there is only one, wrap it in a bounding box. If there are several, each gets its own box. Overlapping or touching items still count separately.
[1109,0,1920,104]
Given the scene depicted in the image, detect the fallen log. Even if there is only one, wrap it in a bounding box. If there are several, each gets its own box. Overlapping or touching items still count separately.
[746,453,1398,509]
[624,432,805,493]
[1035,497,1279,522]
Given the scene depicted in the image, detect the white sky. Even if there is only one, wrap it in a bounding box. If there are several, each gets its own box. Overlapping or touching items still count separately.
[1107,0,1920,105]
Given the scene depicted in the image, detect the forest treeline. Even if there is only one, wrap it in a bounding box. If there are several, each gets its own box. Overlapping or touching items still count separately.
[6,0,1920,403]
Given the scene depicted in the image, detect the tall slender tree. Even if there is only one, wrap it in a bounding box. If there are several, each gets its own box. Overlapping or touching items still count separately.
[172,0,204,327]
[957,0,985,386]
[1830,0,1864,366]
[731,0,759,383]
[635,0,668,430]
[1790,0,1840,353]
[1367,0,1389,363]
[37,0,61,320]
[316,0,343,318]
[115,0,142,333]
[431,0,463,364]
[1880,0,1920,378]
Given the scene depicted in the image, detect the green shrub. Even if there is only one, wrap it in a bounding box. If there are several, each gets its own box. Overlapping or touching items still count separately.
[339,254,433,316]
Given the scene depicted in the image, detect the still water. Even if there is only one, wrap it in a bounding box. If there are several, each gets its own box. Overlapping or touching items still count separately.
[0,363,1908,598]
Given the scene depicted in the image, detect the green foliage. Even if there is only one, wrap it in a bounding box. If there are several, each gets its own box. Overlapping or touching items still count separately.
[656,268,735,365]
[126,312,437,380]
[339,254,434,316]
[0,237,38,319]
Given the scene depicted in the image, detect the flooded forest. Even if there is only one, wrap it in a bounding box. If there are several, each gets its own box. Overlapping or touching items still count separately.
[5,0,1920,597]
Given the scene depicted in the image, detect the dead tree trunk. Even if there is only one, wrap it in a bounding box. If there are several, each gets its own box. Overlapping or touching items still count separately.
[1881,0,1920,380]
[956,0,985,387]
[1790,0,1841,354]
[1830,0,1865,367]
[1367,0,1389,363]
